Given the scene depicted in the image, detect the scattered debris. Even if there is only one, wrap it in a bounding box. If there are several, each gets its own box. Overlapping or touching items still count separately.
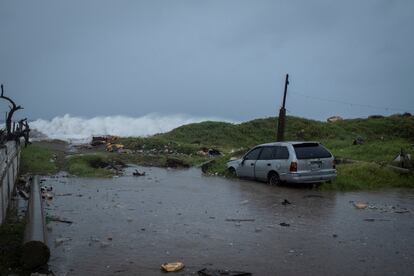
[41,192,53,200]
[394,210,410,214]
[198,268,252,276]
[392,148,412,169]
[55,237,71,246]
[208,148,222,156]
[40,185,53,192]
[281,199,291,205]
[106,143,125,152]
[48,216,73,224]
[201,160,216,173]
[133,169,146,176]
[18,189,30,200]
[56,193,73,196]
[353,136,365,145]
[279,222,290,227]
[91,135,118,146]
[197,148,222,157]
[40,186,54,200]
[90,158,126,173]
[354,202,368,209]
[225,218,255,222]
[364,218,391,222]
[161,262,185,272]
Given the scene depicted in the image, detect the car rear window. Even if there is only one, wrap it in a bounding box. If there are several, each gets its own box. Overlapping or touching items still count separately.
[293,143,332,159]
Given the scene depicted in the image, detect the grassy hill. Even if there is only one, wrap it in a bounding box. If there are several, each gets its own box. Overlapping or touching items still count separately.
[120,115,414,161]
[118,114,414,190]
[22,114,414,190]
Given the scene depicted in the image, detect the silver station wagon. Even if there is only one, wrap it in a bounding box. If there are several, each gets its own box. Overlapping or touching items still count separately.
[227,141,337,185]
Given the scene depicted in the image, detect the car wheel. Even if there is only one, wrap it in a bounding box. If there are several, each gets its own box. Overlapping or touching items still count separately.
[228,167,236,176]
[268,172,281,186]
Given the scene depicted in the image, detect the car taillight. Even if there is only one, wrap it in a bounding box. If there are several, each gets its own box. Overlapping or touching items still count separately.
[289,161,297,172]
[332,160,336,169]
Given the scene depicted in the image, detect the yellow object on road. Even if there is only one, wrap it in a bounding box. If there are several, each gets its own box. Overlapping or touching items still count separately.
[354,202,368,209]
[161,262,185,272]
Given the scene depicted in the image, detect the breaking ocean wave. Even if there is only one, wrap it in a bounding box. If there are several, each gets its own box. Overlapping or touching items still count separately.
[30,114,234,143]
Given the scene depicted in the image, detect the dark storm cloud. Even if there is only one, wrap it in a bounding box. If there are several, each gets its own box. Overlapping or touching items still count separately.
[0,0,413,121]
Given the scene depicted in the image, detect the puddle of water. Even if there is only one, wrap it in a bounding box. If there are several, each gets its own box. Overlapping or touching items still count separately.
[42,167,414,276]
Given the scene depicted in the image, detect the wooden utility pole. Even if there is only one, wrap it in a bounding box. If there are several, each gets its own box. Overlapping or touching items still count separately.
[276,74,289,141]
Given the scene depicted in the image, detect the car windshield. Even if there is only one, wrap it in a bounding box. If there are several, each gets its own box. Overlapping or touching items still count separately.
[293,143,332,159]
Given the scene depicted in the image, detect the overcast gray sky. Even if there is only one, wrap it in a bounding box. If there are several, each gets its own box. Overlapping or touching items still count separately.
[1,0,413,122]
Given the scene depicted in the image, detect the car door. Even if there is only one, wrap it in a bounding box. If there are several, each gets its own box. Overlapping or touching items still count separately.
[237,147,262,178]
[255,146,290,181]
[254,146,274,181]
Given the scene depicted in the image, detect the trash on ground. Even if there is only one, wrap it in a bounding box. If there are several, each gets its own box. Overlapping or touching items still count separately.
[106,143,125,152]
[161,262,185,272]
[91,135,118,146]
[198,268,252,276]
[391,148,412,169]
[354,202,368,209]
[55,237,72,246]
[18,189,30,200]
[197,147,222,157]
[279,222,290,227]
[281,199,291,205]
[394,209,410,214]
[225,218,255,222]
[133,169,146,176]
[364,218,390,222]
[48,216,73,224]
[353,136,365,145]
[40,185,53,192]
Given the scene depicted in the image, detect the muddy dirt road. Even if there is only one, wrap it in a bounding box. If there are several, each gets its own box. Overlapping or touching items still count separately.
[42,167,414,275]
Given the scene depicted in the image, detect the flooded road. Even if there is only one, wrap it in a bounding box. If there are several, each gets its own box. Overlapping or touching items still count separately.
[43,167,414,276]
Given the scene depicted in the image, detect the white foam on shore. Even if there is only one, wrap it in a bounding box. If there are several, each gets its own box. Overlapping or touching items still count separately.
[30,114,233,143]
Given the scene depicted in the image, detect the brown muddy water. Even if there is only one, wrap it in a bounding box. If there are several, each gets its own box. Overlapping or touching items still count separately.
[42,167,414,276]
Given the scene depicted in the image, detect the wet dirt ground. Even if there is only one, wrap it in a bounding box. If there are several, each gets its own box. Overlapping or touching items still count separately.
[42,167,414,276]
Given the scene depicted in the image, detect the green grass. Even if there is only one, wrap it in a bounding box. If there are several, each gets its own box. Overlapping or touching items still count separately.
[325,162,414,190]
[120,115,414,155]
[0,208,25,275]
[20,115,414,189]
[65,154,116,177]
[20,144,58,175]
[323,139,414,163]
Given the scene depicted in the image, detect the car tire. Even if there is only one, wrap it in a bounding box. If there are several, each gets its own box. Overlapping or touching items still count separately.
[228,167,236,176]
[268,172,281,186]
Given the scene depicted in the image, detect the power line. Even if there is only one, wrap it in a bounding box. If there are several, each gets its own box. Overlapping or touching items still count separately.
[289,90,413,113]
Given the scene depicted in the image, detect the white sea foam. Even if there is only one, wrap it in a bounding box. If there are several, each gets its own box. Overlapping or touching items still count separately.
[30,114,233,143]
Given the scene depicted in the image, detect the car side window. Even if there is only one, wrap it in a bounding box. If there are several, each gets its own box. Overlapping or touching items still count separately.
[244,147,262,160]
[258,147,274,160]
[275,146,289,159]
